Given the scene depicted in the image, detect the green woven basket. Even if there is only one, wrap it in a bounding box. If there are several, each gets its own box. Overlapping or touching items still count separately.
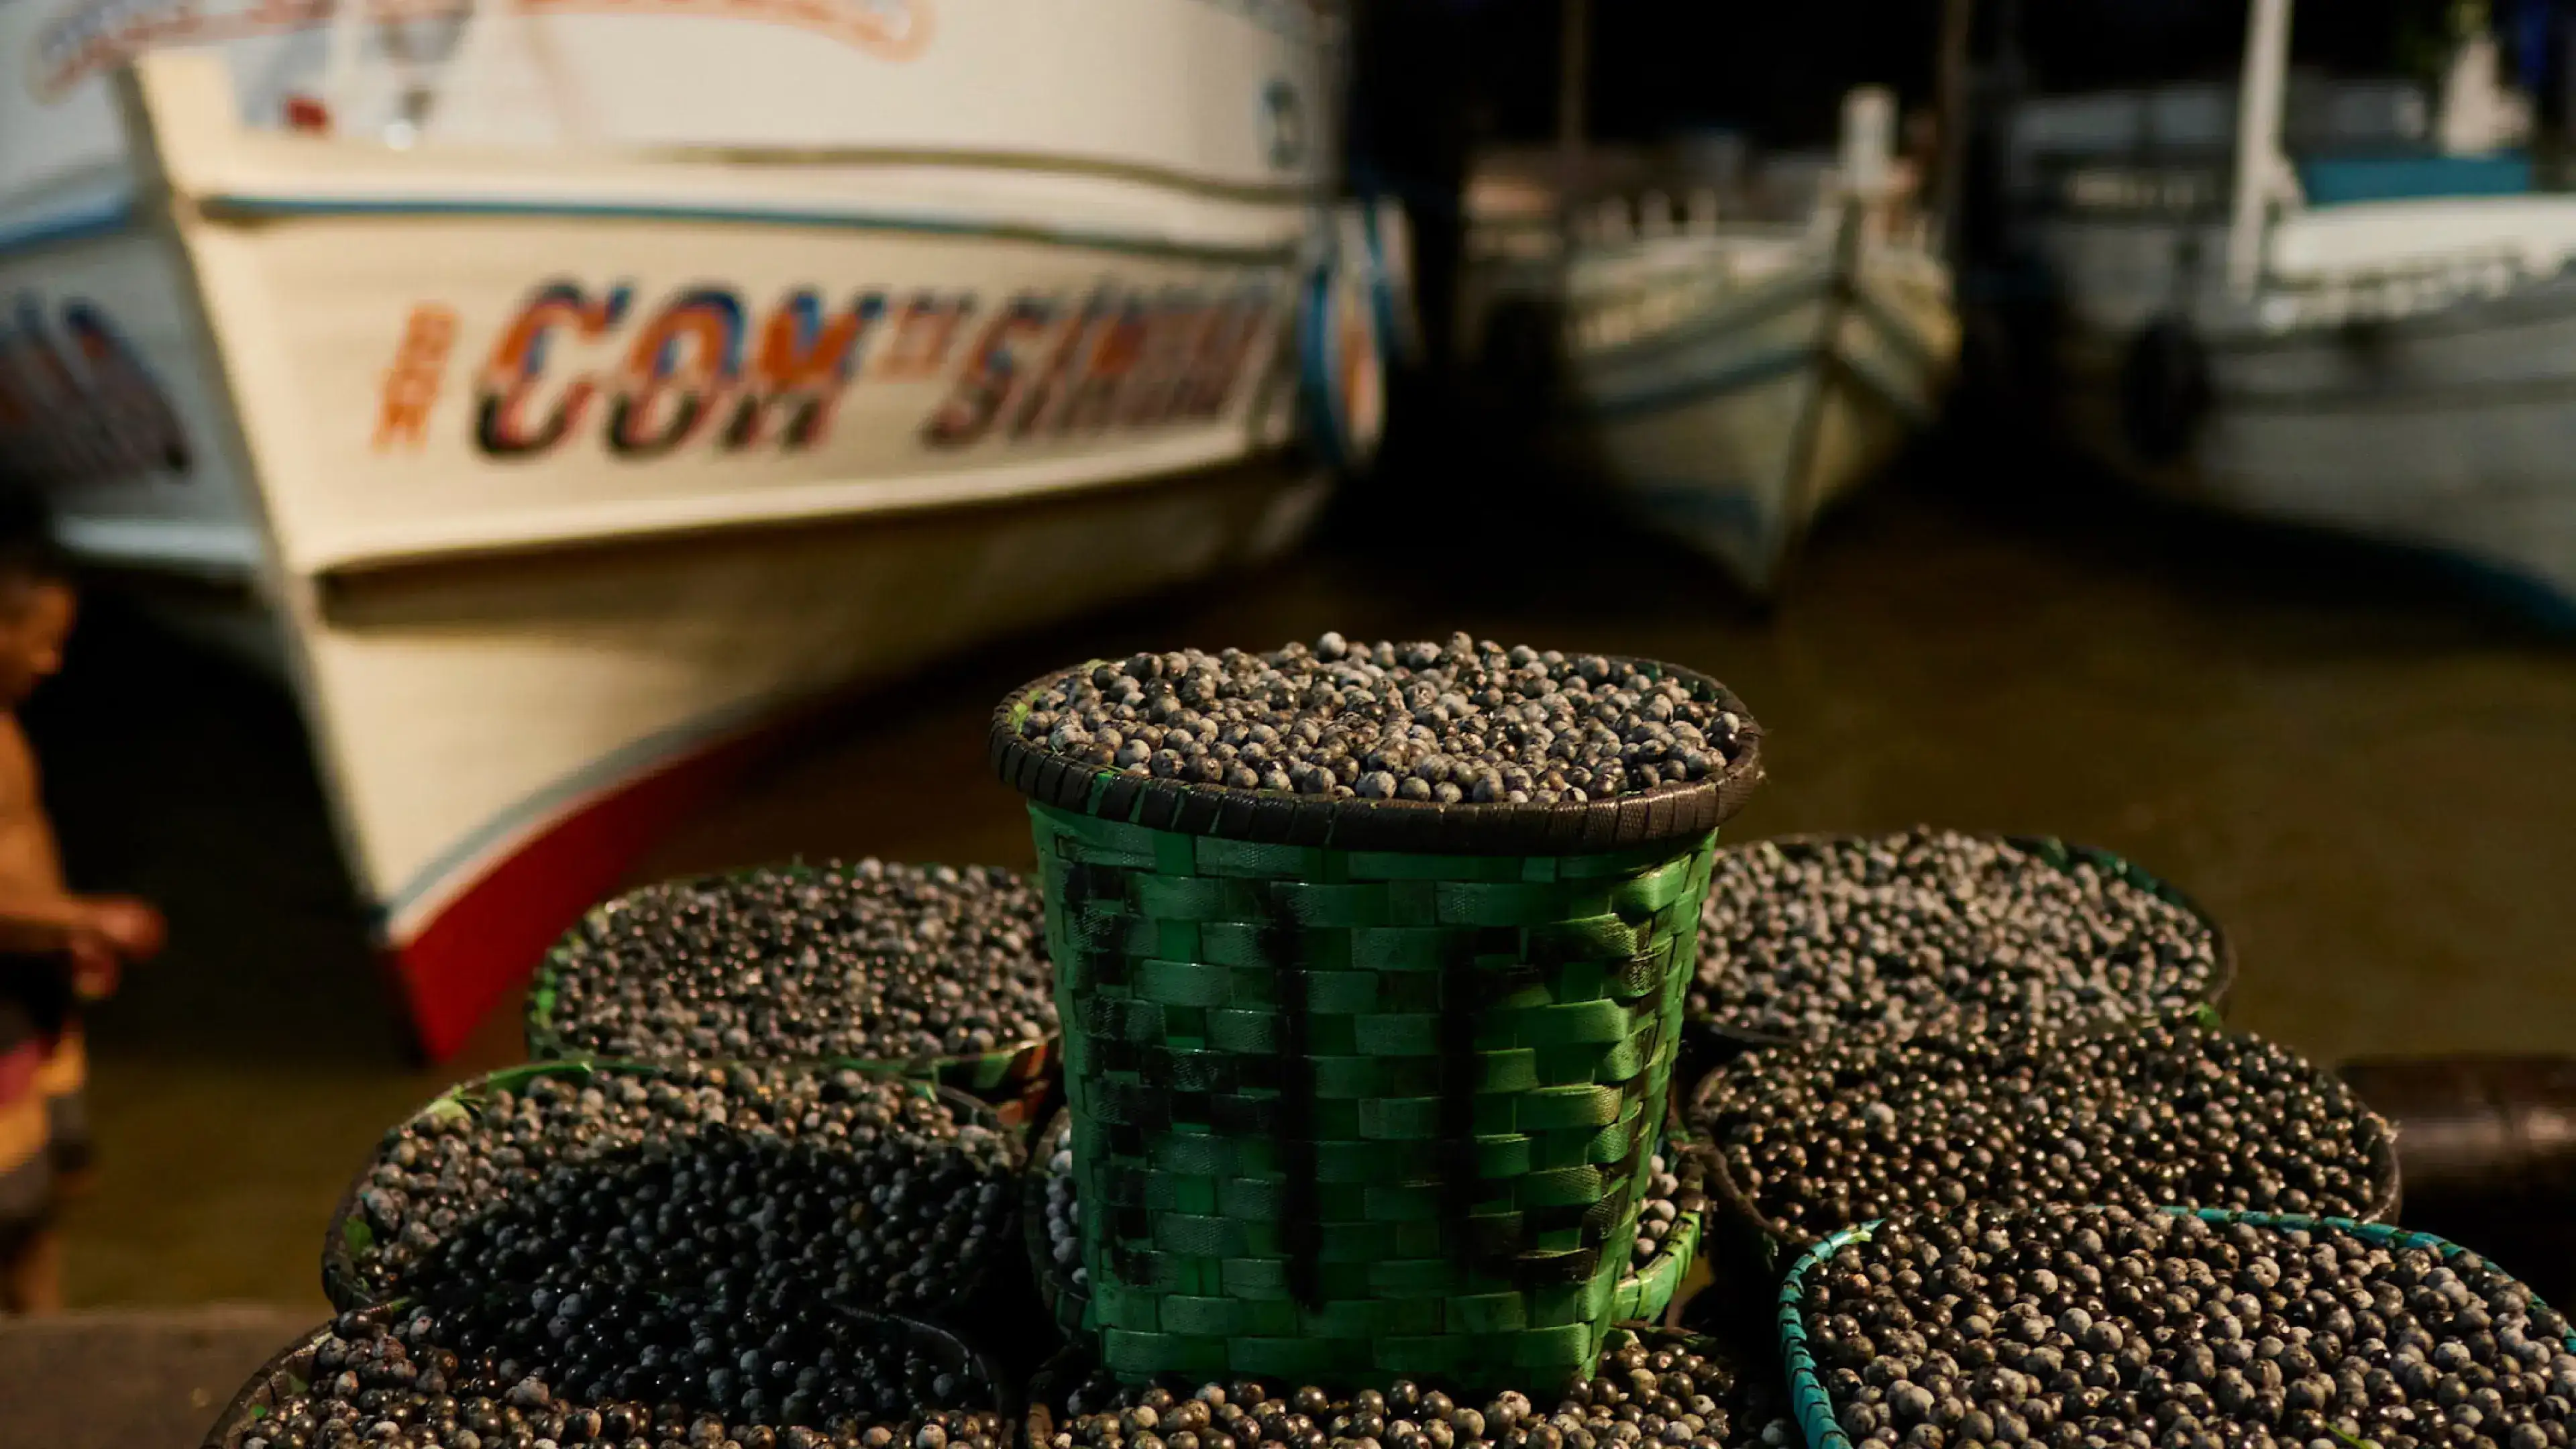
[202,1308,1014,1449]
[992,655,1764,1391]
[1776,1208,2576,1449]
[1678,832,2239,1078]
[1688,1026,2404,1281]
[524,865,1059,1122]
[1030,1110,1713,1344]
[321,1061,1018,1315]
[1026,1108,1095,1340]
[1612,1122,1709,1326]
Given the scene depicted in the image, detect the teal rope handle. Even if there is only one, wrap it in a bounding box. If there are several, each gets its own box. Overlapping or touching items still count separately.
[1776,1207,2576,1449]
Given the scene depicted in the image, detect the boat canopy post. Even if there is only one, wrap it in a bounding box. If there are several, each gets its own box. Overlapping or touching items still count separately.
[319,0,370,130]
[1840,85,1898,243]
[1556,0,1589,232]
[1931,0,1976,266]
[2227,0,2294,296]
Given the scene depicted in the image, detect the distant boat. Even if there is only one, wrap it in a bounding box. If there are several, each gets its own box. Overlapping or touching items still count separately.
[1555,109,1957,597]
[0,0,1398,1058]
[1458,34,1959,598]
[1994,0,2576,618]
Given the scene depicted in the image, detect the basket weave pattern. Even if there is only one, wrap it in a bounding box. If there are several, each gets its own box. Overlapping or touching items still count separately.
[1032,800,1719,1386]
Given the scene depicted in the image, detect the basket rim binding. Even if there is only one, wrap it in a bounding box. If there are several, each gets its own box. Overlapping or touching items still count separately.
[201,1315,341,1449]
[991,654,1765,857]
[1617,1115,1713,1326]
[522,860,1059,1084]
[1686,830,2241,1054]
[1772,1205,2576,1449]
[1688,1026,2405,1260]
[199,1307,1016,1449]
[319,1059,1021,1315]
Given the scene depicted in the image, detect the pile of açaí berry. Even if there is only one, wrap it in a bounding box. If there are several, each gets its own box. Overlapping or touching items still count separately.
[211,641,2567,1449]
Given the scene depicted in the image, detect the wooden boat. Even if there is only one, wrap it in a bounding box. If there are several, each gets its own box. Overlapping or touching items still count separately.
[0,0,1401,1057]
[1456,11,1961,599]
[1996,0,2576,619]
[1550,114,1957,598]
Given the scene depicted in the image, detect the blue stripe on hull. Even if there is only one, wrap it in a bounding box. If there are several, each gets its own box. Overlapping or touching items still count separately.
[1623,477,1772,543]
[0,191,140,260]
[1620,476,1783,594]
[1576,343,1816,421]
[198,193,1299,264]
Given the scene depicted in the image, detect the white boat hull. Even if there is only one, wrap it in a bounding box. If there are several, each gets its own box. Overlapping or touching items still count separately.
[325,457,1326,1057]
[0,0,1373,1057]
[2009,88,2576,616]
[2049,231,2576,614]
[1562,235,1957,594]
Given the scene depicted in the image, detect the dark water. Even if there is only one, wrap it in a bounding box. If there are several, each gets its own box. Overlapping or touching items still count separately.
[24,429,2576,1309]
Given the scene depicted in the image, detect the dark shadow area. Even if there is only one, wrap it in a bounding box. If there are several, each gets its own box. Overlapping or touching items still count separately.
[24,591,397,1070]
[21,592,530,1307]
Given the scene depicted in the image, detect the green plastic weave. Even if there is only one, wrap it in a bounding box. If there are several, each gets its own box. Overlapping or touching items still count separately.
[1032,800,1719,1390]
[1611,1126,1707,1325]
[1030,1115,1705,1344]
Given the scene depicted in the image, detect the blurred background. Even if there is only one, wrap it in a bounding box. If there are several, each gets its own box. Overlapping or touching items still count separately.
[0,0,2570,1407]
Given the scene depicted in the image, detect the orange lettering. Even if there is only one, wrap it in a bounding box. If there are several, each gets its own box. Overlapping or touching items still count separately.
[1010,290,1114,439]
[1116,292,1212,428]
[376,303,458,451]
[923,297,1052,449]
[871,293,971,378]
[723,288,872,450]
[1058,301,1148,433]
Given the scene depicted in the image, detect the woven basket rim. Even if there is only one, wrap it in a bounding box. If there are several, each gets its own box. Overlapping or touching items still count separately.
[1687,831,2241,1053]
[990,655,1764,855]
[201,1307,1014,1449]
[1688,1026,2404,1258]
[1774,1206,2576,1449]
[524,861,1057,1074]
[200,1315,343,1449]
[321,1059,1019,1314]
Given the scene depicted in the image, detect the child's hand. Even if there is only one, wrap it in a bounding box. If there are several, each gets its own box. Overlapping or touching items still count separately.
[86,896,164,961]
[68,898,161,1000]
[69,935,121,1000]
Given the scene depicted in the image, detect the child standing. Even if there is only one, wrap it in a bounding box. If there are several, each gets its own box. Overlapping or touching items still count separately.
[0,500,163,1313]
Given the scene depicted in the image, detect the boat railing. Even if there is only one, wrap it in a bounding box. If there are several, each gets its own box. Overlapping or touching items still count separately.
[2255,243,2544,330]
[1577,188,1730,244]
[1568,183,1929,250]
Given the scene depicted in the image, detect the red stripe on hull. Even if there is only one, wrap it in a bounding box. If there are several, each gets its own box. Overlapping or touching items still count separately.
[384,712,792,1063]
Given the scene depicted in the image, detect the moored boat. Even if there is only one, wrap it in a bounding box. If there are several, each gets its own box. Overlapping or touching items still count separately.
[1994,0,2576,620]
[1456,7,1960,600]
[0,0,1401,1057]
[1549,96,1956,597]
